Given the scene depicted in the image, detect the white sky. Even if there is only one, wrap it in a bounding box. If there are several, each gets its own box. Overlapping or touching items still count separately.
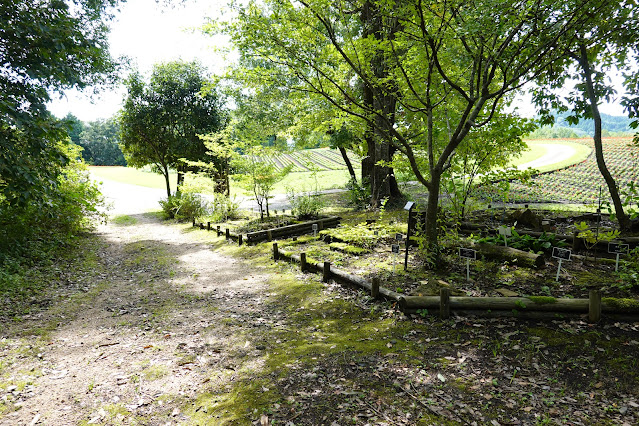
[48,0,628,122]
[48,0,232,122]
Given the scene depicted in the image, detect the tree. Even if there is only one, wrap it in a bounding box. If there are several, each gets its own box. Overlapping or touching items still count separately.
[79,118,126,166]
[64,113,85,145]
[1,0,120,207]
[217,0,601,255]
[532,0,638,232]
[235,148,292,220]
[211,3,403,207]
[119,60,226,198]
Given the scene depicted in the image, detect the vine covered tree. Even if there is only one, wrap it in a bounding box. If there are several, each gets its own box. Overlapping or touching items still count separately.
[119,60,227,198]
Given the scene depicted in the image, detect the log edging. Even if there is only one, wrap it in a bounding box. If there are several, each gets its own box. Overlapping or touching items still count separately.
[271,245,639,322]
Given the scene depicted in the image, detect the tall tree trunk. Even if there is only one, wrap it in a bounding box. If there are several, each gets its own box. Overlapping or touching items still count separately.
[162,163,171,199]
[423,170,441,260]
[578,44,630,232]
[338,146,357,183]
[360,0,402,208]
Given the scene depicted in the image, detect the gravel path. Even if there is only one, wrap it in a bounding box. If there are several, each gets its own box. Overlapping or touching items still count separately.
[1,183,276,425]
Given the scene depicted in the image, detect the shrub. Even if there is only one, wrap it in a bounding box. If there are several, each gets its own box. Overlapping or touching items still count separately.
[287,188,325,219]
[209,193,241,222]
[159,192,207,222]
[345,178,370,210]
[0,143,106,266]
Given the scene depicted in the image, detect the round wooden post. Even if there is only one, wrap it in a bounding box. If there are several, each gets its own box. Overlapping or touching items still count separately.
[217,225,221,237]
[192,218,196,227]
[440,287,451,319]
[267,230,273,242]
[318,220,324,230]
[589,289,601,323]
[300,252,307,272]
[199,222,205,229]
[322,261,331,282]
[225,229,230,240]
[273,243,279,260]
[238,234,243,246]
[207,222,211,231]
[371,277,380,299]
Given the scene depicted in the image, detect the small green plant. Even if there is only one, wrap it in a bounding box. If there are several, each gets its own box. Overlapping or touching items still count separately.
[287,188,325,219]
[159,191,207,221]
[345,178,370,210]
[209,193,240,222]
[575,221,620,250]
[475,230,566,253]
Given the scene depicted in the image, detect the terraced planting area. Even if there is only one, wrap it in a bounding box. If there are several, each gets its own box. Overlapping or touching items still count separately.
[253,147,361,172]
[480,137,638,204]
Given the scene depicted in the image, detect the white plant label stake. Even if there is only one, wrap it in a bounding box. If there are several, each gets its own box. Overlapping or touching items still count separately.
[459,248,477,281]
[312,223,318,237]
[552,247,572,281]
[392,244,400,274]
[498,225,512,247]
[608,242,629,272]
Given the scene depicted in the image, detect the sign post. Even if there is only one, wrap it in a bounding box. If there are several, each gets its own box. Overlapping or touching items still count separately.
[552,247,572,281]
[403,202,415,271]
[312,223,318,237]
[498,225,512,247]
[458,248,477,281]
[608,242,630,272]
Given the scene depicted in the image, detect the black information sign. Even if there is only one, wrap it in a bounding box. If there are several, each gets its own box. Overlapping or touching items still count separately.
[395,233,403,241]
[552,247,572,261]
[391,244,400,254]
[312,224,318,231]
[374,230,379,236]
[458,248,477,260]
[608,242,630,254]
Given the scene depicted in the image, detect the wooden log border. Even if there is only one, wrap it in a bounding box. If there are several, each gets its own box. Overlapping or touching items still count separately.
[192,216,341,247]
[245,217,341,244]
[271,245,639,323]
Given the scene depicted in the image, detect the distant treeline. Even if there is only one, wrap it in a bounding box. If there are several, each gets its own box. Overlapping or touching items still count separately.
[527,111,634,139]
[64,114,126,166]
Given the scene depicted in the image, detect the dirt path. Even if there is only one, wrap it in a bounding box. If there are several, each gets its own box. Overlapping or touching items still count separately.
[1,213,275,425]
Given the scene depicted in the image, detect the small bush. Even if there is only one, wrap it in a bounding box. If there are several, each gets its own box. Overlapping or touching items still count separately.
[209,193,241,223]
[287,188,325,219]
[159,192,207,222]
[345,178,370,210]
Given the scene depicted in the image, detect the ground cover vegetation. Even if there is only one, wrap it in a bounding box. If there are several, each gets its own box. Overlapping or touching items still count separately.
[1,206,638,425]
[0,0,120,287]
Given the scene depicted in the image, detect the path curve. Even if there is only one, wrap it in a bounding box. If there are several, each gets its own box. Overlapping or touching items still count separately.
[516,143,578,171]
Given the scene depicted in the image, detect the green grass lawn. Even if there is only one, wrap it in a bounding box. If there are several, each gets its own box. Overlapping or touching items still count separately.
[89,139,592,196]
[90,166,355,196]
[90,166,178,190]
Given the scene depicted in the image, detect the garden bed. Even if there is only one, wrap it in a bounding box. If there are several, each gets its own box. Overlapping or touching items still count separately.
[273,208,639,304]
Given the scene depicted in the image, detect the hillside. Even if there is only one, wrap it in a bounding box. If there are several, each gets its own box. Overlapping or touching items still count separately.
[528,111,634,138]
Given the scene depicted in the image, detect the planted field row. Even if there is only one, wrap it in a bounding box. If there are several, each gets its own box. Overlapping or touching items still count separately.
[252,148,361,173]
[479,138,639,204]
